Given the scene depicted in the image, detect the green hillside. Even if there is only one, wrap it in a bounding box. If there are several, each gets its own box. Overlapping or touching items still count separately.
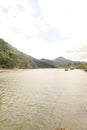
[0,39,55,69]
[1,38,86,70]
[40,57,87,69]
[40,57,74,67]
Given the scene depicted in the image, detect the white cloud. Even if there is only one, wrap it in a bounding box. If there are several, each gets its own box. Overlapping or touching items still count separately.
[38,0,87,38]
[37,0,87,60]
[0,0,87,61]
[0,0,39,41]
[9,38,62,59]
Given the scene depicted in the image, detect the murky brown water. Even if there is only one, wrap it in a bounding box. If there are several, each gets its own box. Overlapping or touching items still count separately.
[0,69,87,130]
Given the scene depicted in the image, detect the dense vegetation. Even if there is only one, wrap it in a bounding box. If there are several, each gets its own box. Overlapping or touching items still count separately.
[41,57,80,67]
[0,38,87,69]
[41,57,87,70]
[0,39,55,69]
[57,63,87,70]
[73,63,87,70]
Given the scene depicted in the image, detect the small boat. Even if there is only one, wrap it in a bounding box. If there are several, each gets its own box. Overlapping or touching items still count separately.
[65,68,68,71]
[70,66,74,70]
[84,68,87,72]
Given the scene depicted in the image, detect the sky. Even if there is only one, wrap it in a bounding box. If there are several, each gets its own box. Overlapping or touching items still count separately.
[0,0,87,61]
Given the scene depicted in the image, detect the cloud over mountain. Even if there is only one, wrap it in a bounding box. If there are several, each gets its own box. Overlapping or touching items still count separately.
[0,0,87,61]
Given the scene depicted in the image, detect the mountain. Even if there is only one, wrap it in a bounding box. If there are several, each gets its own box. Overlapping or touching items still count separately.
[53,56,74,66]
[0,38,85,69]
[40,58,55,66]
[40,57,81,67]
[0,39,55,69]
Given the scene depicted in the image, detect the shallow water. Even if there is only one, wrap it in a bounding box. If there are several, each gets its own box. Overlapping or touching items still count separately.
[0,69,87,130]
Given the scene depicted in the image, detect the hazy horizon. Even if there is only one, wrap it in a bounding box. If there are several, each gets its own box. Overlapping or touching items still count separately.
[0,0,87,61]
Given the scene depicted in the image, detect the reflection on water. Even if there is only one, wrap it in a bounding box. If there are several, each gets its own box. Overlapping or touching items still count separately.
[0,69,87,130]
